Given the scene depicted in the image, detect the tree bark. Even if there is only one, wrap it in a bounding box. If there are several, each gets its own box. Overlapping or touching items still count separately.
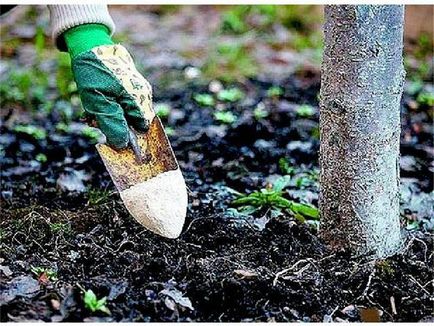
[319,5,405,258]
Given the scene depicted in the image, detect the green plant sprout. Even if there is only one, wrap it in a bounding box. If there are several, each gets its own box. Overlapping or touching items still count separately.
[217,87,245,102]
[49,222,72,235]
[278,157,296,176]
[55,122,71,133]
[81,126,100,142]
[35,153,47,163]
[414,33,433,59]
[267,86,284,97]
[87,189,112,206]
[220,6,250,34]
[83,289,110,315]
[416,92,434,107]
[30,266,58,281]
[13,125,47,140]
[253,104,269,120]
[296,104,315,118]
[165,126,176,136]
[214,111,237,125]
[154,103,171,118]
[193,93,215,107]
[232,176,319,222]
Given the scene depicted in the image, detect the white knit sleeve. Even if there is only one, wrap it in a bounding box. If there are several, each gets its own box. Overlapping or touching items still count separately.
[48,5,115,50]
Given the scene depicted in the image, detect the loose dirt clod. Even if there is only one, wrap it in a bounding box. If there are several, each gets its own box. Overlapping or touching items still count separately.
[120,168,188,238]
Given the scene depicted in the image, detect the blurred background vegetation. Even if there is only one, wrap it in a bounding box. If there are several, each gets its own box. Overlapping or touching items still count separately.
[0,5,432,130]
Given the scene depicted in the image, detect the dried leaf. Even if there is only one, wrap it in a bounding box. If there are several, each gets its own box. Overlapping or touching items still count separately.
[160,288,194,311]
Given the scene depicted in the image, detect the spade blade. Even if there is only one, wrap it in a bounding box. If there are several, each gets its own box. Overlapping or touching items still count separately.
[96,117,187,238]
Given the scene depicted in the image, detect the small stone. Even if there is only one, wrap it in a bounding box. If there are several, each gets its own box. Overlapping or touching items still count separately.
[253,139,275,150]
[0,265,13,276]
[286,141,312,152]
[184,66,201,79]
[1,190,13,200]
[209,80,223,93]
[51,299,61,310]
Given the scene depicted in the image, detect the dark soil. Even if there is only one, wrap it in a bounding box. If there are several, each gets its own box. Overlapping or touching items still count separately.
[1,70,433,322]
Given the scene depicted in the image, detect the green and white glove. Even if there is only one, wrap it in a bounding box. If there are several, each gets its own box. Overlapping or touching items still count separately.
[64,24,155,149]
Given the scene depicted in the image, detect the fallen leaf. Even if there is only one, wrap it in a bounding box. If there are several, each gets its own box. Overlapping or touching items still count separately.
[160,288,194,311]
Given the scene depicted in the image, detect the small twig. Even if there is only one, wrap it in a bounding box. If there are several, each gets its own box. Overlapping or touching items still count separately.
[329,305,339,319]
[422,279,434,289]
[390,296,397,315]
[76,283,86,293]
[408,274,431,295]
[361,269,376,299]
[412,237,428,262]
[182,216,218,235]
[273,258,317,286]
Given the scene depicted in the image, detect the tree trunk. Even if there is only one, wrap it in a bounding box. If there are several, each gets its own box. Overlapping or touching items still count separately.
[319,5,405,258]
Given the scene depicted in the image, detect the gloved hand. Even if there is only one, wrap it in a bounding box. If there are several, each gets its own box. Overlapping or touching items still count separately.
[64,24,154,149]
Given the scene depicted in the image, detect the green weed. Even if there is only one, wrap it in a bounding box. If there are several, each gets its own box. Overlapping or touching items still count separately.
[34,26,45,60]
[193,93,215,107]
[35,153,47,163]
[81,127,100,142]
[253,104,269,120]
[414,33,433,59]
[154,103,171,118]
[291,30,323,52]
[221,6,250,34]
[311,127,320,140]
[417,91,434,107]
[87,189,112,206]
[267,86,284,98]
[31,266,58,281]
[49,222,72,235]
[214,111,237,125]
[165,126,176,136]
[296,104,315,118]
[404,57,430,82]
[278,157,296,176]
[83,289,110,315]
[217,87,245,102]
[55,122,71,133]
[232,176,319,222]
[14,125,47,140]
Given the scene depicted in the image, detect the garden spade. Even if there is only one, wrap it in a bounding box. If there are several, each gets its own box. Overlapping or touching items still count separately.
[94,73,188,238]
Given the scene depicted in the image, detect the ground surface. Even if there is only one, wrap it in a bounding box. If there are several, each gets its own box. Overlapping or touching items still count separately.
[1,5,433,322]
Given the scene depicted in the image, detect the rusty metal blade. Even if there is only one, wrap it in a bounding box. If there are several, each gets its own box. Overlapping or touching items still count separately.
[96,117,178,192]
